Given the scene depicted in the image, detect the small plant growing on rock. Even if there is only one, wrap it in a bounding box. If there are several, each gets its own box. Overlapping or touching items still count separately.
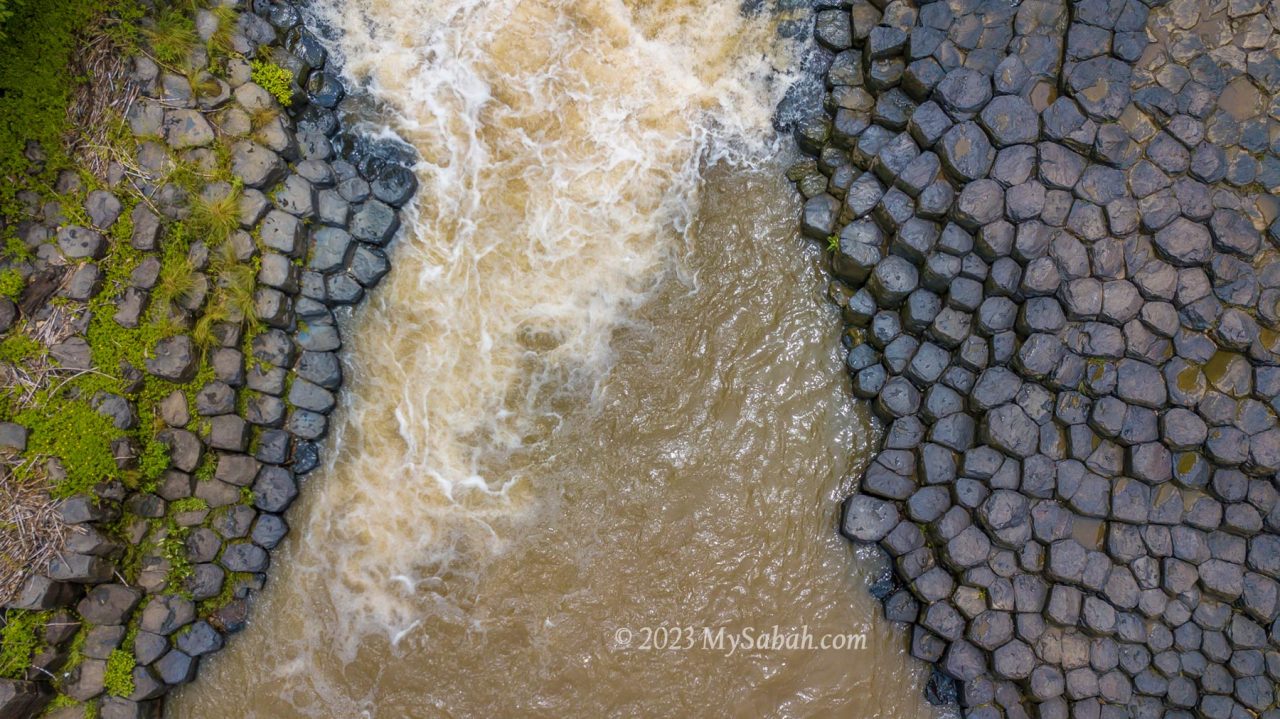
[250,59,293,107]
[210,245,261,332]
[0,268,23,299]
[0,333,41,365]
[104,649,135,697]
[169,497,207,514]
[0,610,43,679]
[160,524,193,584]
[191,307,224,351]
[207,4,239,57]
[248,105,281,132]
[143,8,197,67]
[137,438,170,481]
[826,233,839,253]
[189,185,241,249]
[152,249,198,314]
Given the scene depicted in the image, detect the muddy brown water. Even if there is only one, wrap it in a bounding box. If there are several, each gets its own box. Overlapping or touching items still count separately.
[167,0,938,716]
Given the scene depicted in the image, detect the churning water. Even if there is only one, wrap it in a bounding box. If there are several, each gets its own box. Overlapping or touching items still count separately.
[169,0,936,715]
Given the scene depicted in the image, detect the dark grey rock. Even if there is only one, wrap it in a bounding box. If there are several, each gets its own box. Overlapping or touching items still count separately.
[935,67,991,118]
[57,226,105,260]
[231,141,285,188]
[981,404,1038,458]
[153,649,195,685]
[77,584,140,625]
[251,514,289,549]
[813,9,851,50]
[868,255,918,307]
[139,594,195,635]
[219,542,268,572]
[350,200,400,245]
[370,165,417,207]
[939,122,995,182]
[259,210,303,257]
[1154,217,1212,267]
[0,422,29,452]
[175,621,223,657]
[252,466,297,513]
[350,245,390,287]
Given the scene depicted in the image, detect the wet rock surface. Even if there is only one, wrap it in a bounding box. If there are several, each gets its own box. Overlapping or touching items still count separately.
[792,0,1280,716]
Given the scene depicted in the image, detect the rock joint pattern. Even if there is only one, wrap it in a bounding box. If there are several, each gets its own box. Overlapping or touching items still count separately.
[794,0,1280,716]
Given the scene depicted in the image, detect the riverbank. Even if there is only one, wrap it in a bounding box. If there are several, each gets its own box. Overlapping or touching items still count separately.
[0,1,415,716]
[796,0,1280,716]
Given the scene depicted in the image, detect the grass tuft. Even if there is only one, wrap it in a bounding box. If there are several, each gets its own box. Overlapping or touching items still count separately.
[189,185,241,249]
[142,8,196,68]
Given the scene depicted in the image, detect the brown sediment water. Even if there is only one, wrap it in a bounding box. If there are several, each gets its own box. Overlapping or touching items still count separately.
[167,0,938,716]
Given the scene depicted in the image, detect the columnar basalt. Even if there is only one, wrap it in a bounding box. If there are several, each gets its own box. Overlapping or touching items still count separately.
[794,0,1280,716]
[0,2,415,716]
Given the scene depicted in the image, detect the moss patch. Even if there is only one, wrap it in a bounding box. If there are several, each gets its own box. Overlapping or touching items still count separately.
[15,397,120,499]
[0,609,46,679]
[103,648,135,697]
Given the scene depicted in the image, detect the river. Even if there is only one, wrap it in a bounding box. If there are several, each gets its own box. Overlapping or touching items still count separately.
[168,0,935,715]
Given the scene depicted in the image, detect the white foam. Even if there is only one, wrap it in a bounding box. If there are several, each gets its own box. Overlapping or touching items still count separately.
[296,0,799,651]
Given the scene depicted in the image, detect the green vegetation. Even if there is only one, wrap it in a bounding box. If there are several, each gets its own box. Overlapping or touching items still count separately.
[251,59,294,107]
[104,649,136,697]
[169,496,207,514]
[0,0,290,700]
[189,183,242,248]
[137,438,170,482]
[197,570,250,615]
[142,6,196,67]
[15,398,120,499]
[0,332,41,365]
[160,523,193,584]
[0,0,141,215]
[194,453,217,481]
[826,233,839,253]
[0,1,12,37]
[0,609,45,679]
[42,694,83,714]
[0,268,22,299]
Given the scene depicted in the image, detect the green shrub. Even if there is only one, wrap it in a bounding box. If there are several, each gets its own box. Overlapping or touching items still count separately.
[250,59,293,107]
[188,185,240,249]
[104,649,135,697]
